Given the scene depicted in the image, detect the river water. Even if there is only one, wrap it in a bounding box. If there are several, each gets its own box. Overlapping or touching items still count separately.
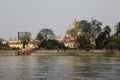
[0,56,120,80]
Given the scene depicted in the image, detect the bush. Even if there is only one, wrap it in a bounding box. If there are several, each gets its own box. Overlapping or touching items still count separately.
[85,44,93,51]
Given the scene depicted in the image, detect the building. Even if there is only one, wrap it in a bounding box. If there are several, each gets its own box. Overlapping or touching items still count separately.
[64,36,77,48]
[8,38,23,49]
[8,38,39,49]
[64,19,82,48]
[56,35,64,43]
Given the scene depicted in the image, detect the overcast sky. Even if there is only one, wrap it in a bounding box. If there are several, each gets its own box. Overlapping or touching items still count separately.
[0,0,120,40]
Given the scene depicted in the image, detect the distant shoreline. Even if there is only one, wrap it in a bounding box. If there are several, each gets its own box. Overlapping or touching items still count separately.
[0,49,120,56]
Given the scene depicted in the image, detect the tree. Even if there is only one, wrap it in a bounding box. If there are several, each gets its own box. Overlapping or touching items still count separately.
[66,29,76,36]
[78,20,91,38]
[45,40,58,49]
[103,25,111,38]
[0,38,3,50]
[36,32,43,41]
[1,43,10,50]
[95,31,107,49]
[77,35,93,51]
[36,28,56,49]
[0,38,10,50]
[39,39,65,50]
[90,19,102,37]
[18,32,31,48]
[58,42,66,49]
[105,35,120,49]
[95,25,111,49]
[115,22,120,36]
[37,28,55,40]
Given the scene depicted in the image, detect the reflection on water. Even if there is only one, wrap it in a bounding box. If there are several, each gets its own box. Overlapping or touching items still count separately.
[0,56,120,80]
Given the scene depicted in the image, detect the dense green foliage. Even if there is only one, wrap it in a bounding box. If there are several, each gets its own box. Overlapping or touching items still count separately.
[95,22,120,50]
[72,19,120,50]
[77,36,93,51]
[0,38,10,50]
[105,36,120,49]
[95,31,107,49]
[36,28,55,41]
[78,20,91,38]
[39,39,65,50]
[103,25,111,38]
[90,19,102,37]
[77,19,102,38]
[0,43,10,50]
[115,22,120,36]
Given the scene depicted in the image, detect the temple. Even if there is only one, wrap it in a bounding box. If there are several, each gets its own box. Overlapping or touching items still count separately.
[64,19,82,48]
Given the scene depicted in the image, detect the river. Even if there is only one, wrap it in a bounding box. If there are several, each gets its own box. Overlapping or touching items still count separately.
[0,56,120,80]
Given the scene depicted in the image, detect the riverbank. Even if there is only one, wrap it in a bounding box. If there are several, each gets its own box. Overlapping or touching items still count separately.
[0,49,120,56]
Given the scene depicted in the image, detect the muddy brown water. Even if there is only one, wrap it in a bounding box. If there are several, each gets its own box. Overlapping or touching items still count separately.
[0,56,120,80]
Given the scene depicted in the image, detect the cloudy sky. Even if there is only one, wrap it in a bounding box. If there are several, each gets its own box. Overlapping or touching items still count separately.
[0,0,120,40]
